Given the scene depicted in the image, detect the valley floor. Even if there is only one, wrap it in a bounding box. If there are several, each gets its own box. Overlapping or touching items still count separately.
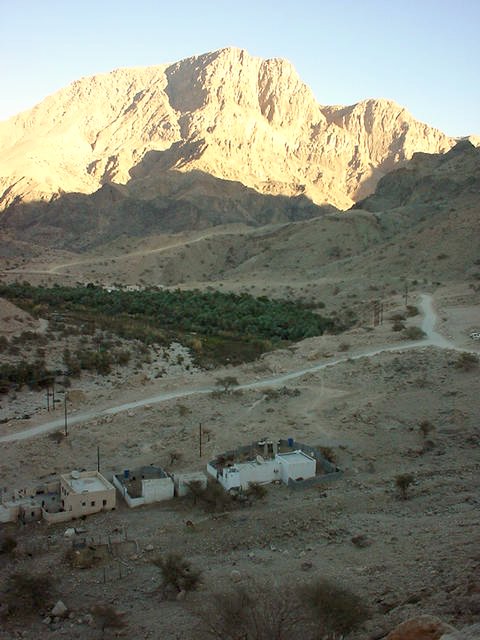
[0,284,479,638]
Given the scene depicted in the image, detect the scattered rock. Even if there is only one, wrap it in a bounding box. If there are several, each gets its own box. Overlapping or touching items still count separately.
[64,528,76,538]
[145,544,154,552]
[176,590,186,602]
[301,561,313,571]
[51,600,68,617]
[351,534,373,548]
[230,570,242,583]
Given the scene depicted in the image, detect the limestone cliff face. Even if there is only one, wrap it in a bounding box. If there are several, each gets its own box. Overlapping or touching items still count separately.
[0,47,457,212]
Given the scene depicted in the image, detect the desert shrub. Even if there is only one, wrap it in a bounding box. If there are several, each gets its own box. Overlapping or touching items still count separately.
[319,447,337,464]
[197,581,303,640]
[300,578,369,638]
[338,342,350,352]
[0,535,17,555]
[392,321,405,332]
[245,482,268,500]
[168,450,183,466]
[3,571,55,616]
[91,604,126,634]
[48,431,66,444]
[152,553,202,595]
[406,305,419,317]
[194,481,234,512]
[65,546,100,569]
[197,578,368,640]
[395,473,414,500]
[455,352,479,371]
[389,312,406,321]
[402,326,426,340]
[215,376,239,393]
[419,420,435,438]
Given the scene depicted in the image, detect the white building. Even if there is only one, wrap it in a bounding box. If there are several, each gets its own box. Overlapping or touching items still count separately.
[113,466,174,508]
[207,450,316,492]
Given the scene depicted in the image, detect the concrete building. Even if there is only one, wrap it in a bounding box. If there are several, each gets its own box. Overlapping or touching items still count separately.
[0,471,116,524]
[207,441,317,492]
[113,466,174,507]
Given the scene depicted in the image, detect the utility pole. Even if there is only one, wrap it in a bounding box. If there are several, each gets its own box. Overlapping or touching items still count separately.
[64,392,68,437]
[404,282,409,307]
[199,423,202,458]
[97,446,100,472]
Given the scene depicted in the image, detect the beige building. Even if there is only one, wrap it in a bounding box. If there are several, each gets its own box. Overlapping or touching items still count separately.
[54,470,116,520]
[0,470,116,525]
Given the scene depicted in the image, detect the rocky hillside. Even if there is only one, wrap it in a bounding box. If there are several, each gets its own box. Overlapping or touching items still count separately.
[0,47,455,214]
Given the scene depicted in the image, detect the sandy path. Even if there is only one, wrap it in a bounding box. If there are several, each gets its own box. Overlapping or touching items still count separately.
[1,228,245,277]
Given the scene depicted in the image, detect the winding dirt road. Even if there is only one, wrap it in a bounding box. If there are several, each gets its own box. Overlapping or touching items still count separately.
[0,294,466,443]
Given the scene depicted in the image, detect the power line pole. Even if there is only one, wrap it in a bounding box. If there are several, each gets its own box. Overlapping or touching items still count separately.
[199,423,203,458]
[64,392,68,437]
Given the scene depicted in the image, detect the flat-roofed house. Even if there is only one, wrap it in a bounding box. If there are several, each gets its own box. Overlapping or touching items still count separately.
[51,470,116,521]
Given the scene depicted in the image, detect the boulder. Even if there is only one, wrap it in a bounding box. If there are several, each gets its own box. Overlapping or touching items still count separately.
[51,600,68,617]
[386,615,456,640]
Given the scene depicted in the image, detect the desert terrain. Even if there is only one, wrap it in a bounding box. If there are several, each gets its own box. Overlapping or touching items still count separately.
[0,235,479,639]
[0,48,479,640]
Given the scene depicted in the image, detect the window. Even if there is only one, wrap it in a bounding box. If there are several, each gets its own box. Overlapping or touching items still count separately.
[91,501,95,507]
[81,501,86,507]
[102,499,107,506]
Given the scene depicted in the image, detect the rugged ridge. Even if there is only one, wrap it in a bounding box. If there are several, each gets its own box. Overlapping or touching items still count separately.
[0,47,457,212]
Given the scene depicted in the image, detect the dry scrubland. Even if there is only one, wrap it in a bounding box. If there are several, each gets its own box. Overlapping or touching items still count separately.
[0,276,479,638]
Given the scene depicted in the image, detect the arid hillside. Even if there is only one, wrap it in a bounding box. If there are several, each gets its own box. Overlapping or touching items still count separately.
[0,47,456,217]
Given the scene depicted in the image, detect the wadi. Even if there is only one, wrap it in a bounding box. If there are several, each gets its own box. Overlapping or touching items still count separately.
[0,48,479,640]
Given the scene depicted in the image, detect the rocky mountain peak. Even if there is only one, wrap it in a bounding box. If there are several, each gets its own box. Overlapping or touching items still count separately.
[0,48,461,213]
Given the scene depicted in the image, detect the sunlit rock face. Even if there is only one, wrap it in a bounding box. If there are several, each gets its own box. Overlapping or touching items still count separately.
[0,47,456,212]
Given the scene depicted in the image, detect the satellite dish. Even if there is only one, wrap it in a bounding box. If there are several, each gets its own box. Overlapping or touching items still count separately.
[256,455,264,464]
[71,470,80,479]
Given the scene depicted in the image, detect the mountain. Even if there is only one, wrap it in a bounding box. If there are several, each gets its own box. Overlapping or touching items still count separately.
[0,47,456,217]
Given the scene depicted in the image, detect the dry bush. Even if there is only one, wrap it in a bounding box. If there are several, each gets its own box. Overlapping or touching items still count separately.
[65,545,100,569]
[395,473,414,500]
[193,480,234,512]
[197,581,305,640]
[197,578,368,640]
[403,326,426,340]
[91,604,126,635]
[245,481,268,500]
[455,352,479,371]
[419,420,435,438]
[300,578,369,638]
[2,571,55,616]
[0,535,17,555]
[152,553,202,596]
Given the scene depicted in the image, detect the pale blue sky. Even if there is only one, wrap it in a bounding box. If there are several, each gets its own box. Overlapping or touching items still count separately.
[0,0,478,136]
